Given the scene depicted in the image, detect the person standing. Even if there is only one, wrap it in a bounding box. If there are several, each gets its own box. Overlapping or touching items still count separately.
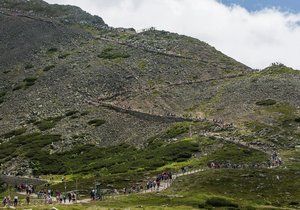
[26,195,30,205]
[2,196,7,207]
[13,195,18,207]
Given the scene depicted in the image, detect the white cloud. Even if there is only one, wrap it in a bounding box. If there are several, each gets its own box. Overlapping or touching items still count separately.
[45,0,300,69]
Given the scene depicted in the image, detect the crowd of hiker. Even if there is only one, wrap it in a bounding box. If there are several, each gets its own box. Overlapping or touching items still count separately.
[207,161,269,169]
[37,189,77,204]
[2,188,77,207]
[2,194,30,207]
[120,171,174,195]
[15,183,35,194]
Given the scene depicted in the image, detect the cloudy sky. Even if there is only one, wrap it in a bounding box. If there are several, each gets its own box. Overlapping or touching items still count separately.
[44,0,300,69]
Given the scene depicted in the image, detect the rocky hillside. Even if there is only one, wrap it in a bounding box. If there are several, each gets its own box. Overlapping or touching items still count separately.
[0,0,299,177]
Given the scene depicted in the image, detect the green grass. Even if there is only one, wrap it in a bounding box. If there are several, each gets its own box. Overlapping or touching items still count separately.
[98,47,130,59]
[167,168,300,208]
[205,197,238,208]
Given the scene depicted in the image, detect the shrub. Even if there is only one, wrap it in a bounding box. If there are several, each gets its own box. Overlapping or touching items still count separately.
[13,85,23,91]
[205,197,238,208]
[24,77,37,83]
[43,65,55,72]
[163,122,190,139]
[81,111,90,116]
[256,99,277,106]
[98,48,130,59]
[48,47,58,53]
[0,92,5,104]
[25,63,34,69]
[58,53,70,59]
[295,117,300,123]
[34,116,64,131]
[1,128,27,139]
[88,119,106,127]
[65,110,79,117]
[23,77,37,87]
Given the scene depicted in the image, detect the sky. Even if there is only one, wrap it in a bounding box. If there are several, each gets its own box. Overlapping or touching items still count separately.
[44,0,300,69]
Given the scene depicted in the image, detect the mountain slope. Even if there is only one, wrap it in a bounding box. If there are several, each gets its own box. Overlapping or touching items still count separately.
[0,0,299,199]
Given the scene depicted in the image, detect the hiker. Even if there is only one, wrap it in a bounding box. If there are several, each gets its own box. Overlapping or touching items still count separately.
[91,189,96,200]
[48,195,53,204]
[6,196,11,207]
[168,172,172,180]
[13,195,18,206]
[68,192,72,203]
[2,196,7,207]
[26,195,30,205]
[71,192,76,202]
[156,180,160,190]
[62,193,67,203]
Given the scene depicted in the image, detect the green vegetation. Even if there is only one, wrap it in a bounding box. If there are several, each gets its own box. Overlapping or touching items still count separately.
[24,63,34,69]
[1,127,26,139]
[0,91,6,104]
[12,77,38,91]
[58,53,70,59]
[0,133,63,174]
[205,144,268,164]
[80,111,90,116]
[167,168,300,208]
[47,47,58,53]
[88,119,106,127]
[255,99,277,106]
[98,47,130,59]
[34,116,64,131]
[23,77,38,87]
[43,64,55,72]
[65,110,79,117]
[163,122,190,139]
[205,197,238,208]
[12,85,23,91]
[261,63,300,76]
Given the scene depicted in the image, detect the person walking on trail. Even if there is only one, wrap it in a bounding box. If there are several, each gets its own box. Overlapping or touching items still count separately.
[68,192,72,203]
[71,192,76,202]
[156,180,160,190]
[13,195,18,207]
[2,196,7,207]
[63,193,67,203]
[26,195,30,205]
[91,189,96,200]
